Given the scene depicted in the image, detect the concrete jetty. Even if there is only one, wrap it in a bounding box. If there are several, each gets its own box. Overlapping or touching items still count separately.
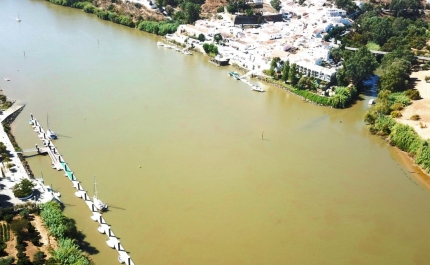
[29,114,135,265]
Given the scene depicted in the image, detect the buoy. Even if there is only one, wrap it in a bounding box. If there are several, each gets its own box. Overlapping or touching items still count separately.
[139,165,141,168]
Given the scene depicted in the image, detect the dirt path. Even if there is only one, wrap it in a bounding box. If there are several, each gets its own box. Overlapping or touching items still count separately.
[31,215,57,259]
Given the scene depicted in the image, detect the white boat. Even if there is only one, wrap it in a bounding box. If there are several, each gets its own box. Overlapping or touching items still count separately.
[47,113,58,140]
[368,99,375,105]
[157,41,164,46]
[183,51,192,55]
[4,78,10,81]
[165,45,172,49]
[252,85,265,92]
[93,175,108,212]
[16,13,21,22]
[46,185,61,197]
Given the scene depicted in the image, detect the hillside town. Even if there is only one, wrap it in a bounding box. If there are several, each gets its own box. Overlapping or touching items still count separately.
[155,0,360,82]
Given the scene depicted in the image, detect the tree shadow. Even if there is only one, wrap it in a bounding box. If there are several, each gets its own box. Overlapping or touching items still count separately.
[0,194,14,208]
[79,240,100,255]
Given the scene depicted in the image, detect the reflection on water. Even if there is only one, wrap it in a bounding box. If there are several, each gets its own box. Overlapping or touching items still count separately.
[2,1,430,264]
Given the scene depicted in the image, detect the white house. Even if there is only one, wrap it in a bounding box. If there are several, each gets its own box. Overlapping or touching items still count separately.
[307,47,330,61]
[325,8,347,17]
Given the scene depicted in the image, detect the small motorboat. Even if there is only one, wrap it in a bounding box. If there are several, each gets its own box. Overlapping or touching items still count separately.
[368,99,375,105]
[46,185,61,197]
[183,51,192,55]
[157,41,164,46]
[4,78,10,81]
[252,85,265,92]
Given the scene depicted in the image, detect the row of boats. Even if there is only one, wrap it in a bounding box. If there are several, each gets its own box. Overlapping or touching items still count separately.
[157,41,193,55]
[228,71,265,92]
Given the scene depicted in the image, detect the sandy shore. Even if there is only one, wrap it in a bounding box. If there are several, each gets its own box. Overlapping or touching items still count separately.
[395,70,430,140]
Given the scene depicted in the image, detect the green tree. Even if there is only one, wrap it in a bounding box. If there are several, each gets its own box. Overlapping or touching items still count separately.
[181,2,201,24]
[288,63,299,85]
[380,48,414,70]
[246,8,253,16]
[335,0,357,13]
[32,251,46,265]
[374,89,391,115]
[214,33,223,43]
[390,0,422,17]
[344,47,378,87]
[380,59,410,92]
[13,179,35,198]
[282,61,290,82]
[270,0,281,11]
[198,33,205,42]
[0,257,14,265]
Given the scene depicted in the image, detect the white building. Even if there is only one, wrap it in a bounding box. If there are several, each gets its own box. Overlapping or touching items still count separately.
[307,47,330,61]
[325,8,347,17]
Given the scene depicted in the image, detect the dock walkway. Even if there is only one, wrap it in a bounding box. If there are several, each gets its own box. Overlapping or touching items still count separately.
[29,114,135,265]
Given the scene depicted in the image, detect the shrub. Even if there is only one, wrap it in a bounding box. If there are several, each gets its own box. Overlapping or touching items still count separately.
[410,114,420,120]
[217,6,224,13]
[83,4,95,13]
[0,257,14,265]
[425,76,430,83]
[388,92,411,107]
[391,110,402,118]
[390,123,423,156]
[364,112,376,124]
[390,102,404,111]
[405,89,421,100]
[416,140,430,172]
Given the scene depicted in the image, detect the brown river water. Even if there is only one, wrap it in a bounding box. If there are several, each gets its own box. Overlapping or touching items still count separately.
[1,1,430,264]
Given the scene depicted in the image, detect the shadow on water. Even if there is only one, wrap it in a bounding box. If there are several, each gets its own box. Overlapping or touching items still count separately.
[107,204,126,210]
[362,75,379,97]
[56,133,72,138]
[80,240,100,255]
[22,153,48,159]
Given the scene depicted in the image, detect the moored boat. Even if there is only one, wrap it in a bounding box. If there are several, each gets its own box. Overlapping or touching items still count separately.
[252,85,265,92]
[93,175,108,212]
[157,41,164,46]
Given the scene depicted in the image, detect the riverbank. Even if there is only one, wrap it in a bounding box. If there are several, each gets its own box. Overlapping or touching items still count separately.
[364,73,430,175]
[45,0,178,36]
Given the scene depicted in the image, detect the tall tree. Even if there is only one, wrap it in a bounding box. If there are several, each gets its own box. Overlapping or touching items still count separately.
[380,58,411,92]
[288,63,299,85]
[390,0,422,17]
[344,47,378,86]
[282,61,290,82]
[181,2,201,24]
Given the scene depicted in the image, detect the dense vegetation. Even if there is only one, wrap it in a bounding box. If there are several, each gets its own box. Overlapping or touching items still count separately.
[0,204,43,265]
[203,43,218,55]
[265,58,357,108]
[365,92,430,173]
[332,0,430,172]
[40,202,92,265]
[46,0,180,36]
